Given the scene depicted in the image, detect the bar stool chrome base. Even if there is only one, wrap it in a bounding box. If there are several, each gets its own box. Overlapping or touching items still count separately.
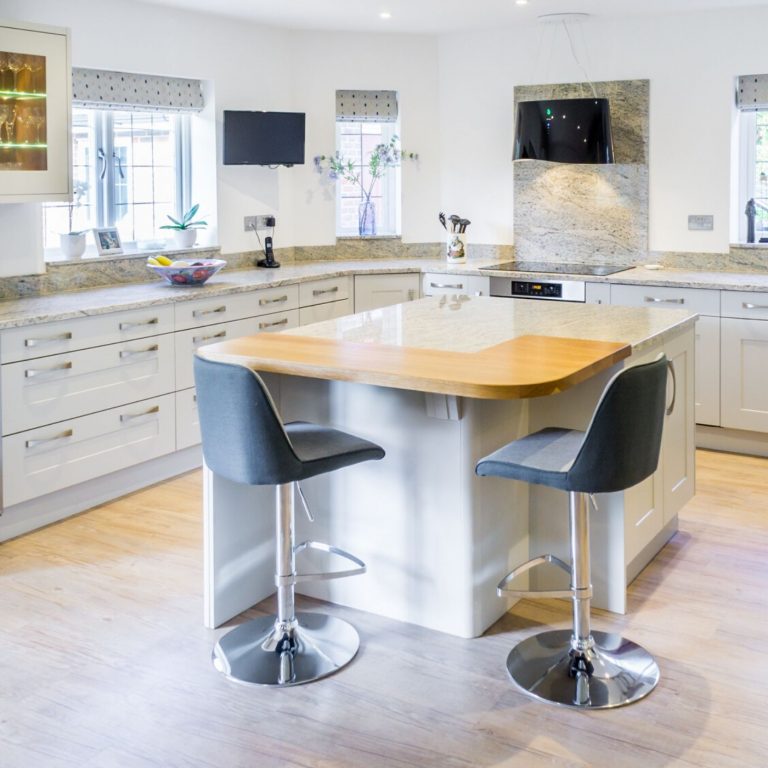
[213,611,360,687]
[505,629,660,709]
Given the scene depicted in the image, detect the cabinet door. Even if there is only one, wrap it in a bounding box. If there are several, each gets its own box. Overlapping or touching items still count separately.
[299,298,353,326]
[695,316,720,426]
[585,283,611,305]
[721,318,768,432]
[354,274,420,312]
[0,22,71,203]
[662,329,696,523]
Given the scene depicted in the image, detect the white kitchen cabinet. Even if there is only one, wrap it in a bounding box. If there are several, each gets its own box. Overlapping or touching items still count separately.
[611,283,719,427]
[0,305,175,364]
[0,21,72,203]
[299,298,353,326]
[695,315,720,426]
[176,388,200,451]
[661,328,696,523]
[1,334,175,435]
[721,318,768,432]
[299,276,352,307]
[422,273,490,297]
[2,393,175,507]
[585,282,611,304]
[174,285,298,330]
[354,273,420,312]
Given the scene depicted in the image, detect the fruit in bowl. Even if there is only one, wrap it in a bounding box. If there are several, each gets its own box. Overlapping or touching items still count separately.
[147,257,226,286]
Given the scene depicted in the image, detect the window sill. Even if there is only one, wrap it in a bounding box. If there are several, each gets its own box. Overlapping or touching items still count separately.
[336,235,401,242]
[44,243,221,266]
[731,242,768,249]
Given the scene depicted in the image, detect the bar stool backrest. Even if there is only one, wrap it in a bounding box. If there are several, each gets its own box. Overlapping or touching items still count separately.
[194,356,302,485]
[566,356,668,494]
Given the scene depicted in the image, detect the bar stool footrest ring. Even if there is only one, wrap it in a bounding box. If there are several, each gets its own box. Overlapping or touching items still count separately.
[497,554,575,599]
[276,540,366,586]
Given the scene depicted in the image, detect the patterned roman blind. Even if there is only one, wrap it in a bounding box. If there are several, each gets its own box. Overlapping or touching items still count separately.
[737,74,768,111]
[72,68,204,112]
[336,90,398,122]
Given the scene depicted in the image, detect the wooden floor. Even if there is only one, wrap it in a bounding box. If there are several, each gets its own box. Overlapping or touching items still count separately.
[1,450,767,767]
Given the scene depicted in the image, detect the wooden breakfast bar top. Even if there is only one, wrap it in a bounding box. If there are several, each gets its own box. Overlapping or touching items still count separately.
[197,295,697,400]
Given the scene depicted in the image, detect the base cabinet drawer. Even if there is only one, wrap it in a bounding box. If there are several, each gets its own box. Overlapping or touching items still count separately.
[611,284,720,315]
[299,276,352,307]
[354,274,420,312]
[1,334,176,435]
[299,298,353,326]
[422,273,489,297]
[0,305,175,364]
[176,387,200,450]
[2,394,176,507]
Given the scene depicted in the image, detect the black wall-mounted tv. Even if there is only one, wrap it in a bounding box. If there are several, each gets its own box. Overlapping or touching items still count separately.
[223,110,306,166]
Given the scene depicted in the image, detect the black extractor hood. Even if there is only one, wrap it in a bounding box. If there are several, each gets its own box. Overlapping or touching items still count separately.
[514,98,615,164]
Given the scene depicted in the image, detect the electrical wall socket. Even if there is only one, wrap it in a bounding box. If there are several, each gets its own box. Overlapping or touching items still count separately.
[244,215,275,231]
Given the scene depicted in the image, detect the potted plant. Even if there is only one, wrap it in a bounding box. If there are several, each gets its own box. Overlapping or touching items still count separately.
[314,136,417,237]
[160,203,208,249]
[59,180,88,259]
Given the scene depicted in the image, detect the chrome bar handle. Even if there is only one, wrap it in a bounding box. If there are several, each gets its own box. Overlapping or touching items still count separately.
[120,405,160,422]
[25,331,72,348]
[259,295,288,306]
[25,361,73,378]
[644,296,685,304]
[312,286,339,296]
[119,344,159,358]
[283,540,366,584]
[25,429,73,449]
[259,318,289,329]
[742,302,768,310]
[192,306,226,318]
[430,282,464,290]
[192,331,226,344]
[119,318,159,330]
[666,359,677,416]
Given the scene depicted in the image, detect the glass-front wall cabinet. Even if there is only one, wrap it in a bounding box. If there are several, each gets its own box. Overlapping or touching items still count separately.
[0,20,70,202]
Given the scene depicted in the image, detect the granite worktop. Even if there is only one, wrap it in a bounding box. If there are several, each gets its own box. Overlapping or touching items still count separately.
[0,256,766,330]
[287,294,696,355]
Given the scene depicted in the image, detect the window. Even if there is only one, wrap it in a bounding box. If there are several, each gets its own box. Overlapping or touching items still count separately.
[335,121,400,237]
[43,107,191,251]
[740,110,768,242]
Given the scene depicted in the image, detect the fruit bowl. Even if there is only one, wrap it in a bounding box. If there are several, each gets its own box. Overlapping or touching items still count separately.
[147,258,226,286]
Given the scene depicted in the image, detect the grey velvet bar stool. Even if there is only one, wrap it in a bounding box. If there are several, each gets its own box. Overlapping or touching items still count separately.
[194,356,385,687]
[476,356,669,709]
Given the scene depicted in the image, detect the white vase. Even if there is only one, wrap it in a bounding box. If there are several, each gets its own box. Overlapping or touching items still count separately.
[173,229,197,249]
[59,232,87,259]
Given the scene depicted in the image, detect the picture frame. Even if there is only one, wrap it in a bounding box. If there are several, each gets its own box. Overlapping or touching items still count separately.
[93,227,123,256]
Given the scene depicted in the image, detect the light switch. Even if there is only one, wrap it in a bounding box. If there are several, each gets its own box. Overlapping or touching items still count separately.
[688,215,714,231]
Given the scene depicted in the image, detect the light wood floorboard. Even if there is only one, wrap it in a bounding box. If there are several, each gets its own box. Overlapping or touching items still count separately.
[1,449,767,767]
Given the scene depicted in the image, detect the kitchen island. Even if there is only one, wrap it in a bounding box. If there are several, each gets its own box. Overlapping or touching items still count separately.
[199,296,696,638]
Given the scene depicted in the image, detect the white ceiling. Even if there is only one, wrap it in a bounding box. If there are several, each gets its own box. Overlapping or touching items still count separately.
[139,0,768,33]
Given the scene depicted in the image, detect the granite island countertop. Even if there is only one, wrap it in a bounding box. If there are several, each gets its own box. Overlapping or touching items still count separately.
[0,256,764,330]
[199,296,696,398]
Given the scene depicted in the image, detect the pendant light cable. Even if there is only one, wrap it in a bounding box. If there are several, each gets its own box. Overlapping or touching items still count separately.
[562,18,598,98]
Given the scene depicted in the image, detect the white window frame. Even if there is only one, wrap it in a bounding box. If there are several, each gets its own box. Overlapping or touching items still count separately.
[43,108,192,257]
[737,110,768,243]
[334,121,400,238]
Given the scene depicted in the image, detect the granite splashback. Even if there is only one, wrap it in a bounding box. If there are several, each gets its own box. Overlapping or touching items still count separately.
[513,80,650,265]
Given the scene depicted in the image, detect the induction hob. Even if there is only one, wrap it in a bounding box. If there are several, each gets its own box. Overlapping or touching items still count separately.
[480,261,632,277]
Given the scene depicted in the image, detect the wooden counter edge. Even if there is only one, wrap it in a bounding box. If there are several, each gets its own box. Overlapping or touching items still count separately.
[197,333,632,399]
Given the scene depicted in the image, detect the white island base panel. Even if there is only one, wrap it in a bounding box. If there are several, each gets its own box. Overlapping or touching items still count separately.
[204,330,693,638]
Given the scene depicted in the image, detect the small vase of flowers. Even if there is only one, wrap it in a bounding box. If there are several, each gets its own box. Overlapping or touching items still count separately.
[314,136,418,238]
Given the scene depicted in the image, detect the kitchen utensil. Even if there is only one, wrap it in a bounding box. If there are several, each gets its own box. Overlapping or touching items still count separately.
[449,214,461,233]
[459,218,471,233]
[438,211,447,230]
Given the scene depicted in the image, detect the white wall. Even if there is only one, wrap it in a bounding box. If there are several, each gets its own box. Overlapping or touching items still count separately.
[3,2,768,277]
[288,31,440,246]
[438,7,768,254]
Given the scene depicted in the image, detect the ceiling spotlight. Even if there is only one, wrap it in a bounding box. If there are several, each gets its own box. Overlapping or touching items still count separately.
[380,11,392,19]
[516,0,529,5]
